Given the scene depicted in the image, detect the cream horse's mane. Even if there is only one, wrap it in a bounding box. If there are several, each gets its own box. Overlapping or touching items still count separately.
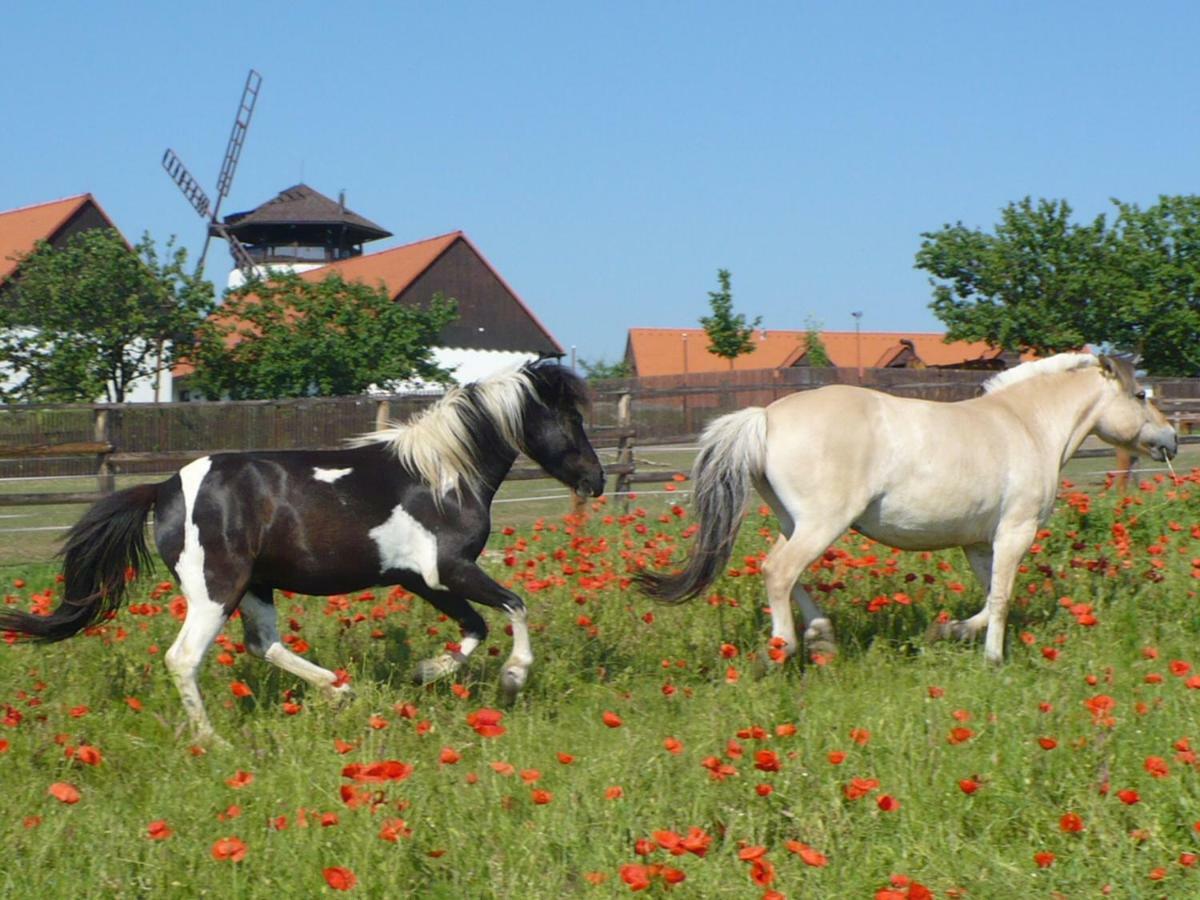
[981,352,1099,395]
[349,365,538,496]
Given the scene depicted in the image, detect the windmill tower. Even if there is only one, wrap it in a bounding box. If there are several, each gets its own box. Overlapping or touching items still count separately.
[162,69,262,282]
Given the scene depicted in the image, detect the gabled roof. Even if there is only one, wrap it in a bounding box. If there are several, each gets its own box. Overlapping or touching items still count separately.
[626,328,1013,376]
[298,230,461,294]
[224,184,391,242]
[0,194,116,286]
[301,230,563,354]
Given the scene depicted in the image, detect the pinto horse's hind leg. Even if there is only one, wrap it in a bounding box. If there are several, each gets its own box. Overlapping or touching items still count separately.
[409,590,488,686]
[240,588,352,705]
[164,570,245,746]
[439,561,534,700]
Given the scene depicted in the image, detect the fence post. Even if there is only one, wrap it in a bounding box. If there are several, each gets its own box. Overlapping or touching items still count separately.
[614,391,634,509]
[94,407,115,496]
[375,398,391,431]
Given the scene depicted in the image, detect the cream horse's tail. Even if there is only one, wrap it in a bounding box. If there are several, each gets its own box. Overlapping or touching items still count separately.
[636,406,767,604]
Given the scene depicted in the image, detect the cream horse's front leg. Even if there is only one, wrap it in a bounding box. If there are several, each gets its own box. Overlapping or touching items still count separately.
[981,524,1037,664]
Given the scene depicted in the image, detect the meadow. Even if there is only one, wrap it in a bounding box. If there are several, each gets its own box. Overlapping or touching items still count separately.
[2,468,1200,898]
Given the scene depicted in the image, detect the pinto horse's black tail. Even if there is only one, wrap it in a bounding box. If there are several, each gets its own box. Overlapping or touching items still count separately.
[636,407,768,604]
[0,483,158,642]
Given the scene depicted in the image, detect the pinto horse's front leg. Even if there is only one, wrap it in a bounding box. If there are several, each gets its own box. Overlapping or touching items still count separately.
[439,562,534,700]
[409,590,488,685]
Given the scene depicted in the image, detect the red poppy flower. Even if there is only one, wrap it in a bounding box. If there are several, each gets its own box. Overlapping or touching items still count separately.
[843,777,880,800]
[466,708,506,737]
[786,841,829,867]
[877,794,900,812]
[958,777,982,795]
[230,681,253,698]
[556,752,575,764]
[530,789,552,805]
[378,818,412,842]
[333,739,356,754]
[1117,789,1141,805]
[827,750,846,765]
[490,761,515,776]
[72,744,102,766]
[1059,812,1085,833]
[605,785,624,800]
[602,710,623,728]
[48,782,81,804]
[619,864,652,891]
[323,867,356,891]
[947,727,974,745]
[225,770,254,789]
[754,750,782,772]
[146,819,172,841]
[1145,756,1170,778]
[663,737,684,755]
[1037,737,1057,751]
[340,761,414,783]
[850,728,871,745]
[1034,851,1055,868]
[439,747,461,765]
[211,836,247,862]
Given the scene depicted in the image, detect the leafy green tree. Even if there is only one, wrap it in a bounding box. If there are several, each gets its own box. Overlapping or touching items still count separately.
[917,195,1200,374]
[189,271,458,399]
[916,197,1110,357]
[578,356,632,379]
[700,269,761,367]
[1097,196,1200,375]
[0,229,213,402]
[803,316,832,366]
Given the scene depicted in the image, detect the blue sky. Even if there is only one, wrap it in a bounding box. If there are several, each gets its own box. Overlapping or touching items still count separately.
[4,2,1197,365]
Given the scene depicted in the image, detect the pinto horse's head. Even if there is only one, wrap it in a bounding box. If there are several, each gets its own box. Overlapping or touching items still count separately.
[1093,356,1178,462]
[520,362,605,498]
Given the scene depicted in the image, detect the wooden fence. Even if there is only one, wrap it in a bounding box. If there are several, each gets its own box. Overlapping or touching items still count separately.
[3,366,1200,508]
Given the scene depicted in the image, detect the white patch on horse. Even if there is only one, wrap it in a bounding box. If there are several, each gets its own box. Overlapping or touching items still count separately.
[312,466,352,484]
[164,456,229,740]
[369,505,443,589]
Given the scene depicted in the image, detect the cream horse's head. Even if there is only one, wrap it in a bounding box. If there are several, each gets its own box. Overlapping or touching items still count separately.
[1092,356,1178,462]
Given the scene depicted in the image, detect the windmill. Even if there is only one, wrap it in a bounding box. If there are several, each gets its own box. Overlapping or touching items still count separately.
[162,69,263,281]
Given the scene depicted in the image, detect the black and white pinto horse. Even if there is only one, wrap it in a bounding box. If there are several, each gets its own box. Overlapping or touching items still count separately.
[0,362,604,744]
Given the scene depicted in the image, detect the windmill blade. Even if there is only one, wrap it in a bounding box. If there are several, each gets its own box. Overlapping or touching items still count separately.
[161,149,211,219]
[214,69,262,207]
[210,222,260,283]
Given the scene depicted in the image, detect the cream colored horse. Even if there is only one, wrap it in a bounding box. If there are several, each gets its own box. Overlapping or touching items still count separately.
[638,354,1177,664]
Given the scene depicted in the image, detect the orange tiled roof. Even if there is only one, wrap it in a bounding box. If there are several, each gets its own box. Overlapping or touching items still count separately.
[297,231,461,294]
[0,194,105,285]
[626,328,1013,376]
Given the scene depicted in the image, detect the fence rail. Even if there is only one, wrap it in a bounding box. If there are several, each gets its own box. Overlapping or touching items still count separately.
[4,367,1200,508]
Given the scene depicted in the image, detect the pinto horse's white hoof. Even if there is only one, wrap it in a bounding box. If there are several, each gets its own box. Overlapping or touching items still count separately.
[412,654,458,685]
[499,665,528,700]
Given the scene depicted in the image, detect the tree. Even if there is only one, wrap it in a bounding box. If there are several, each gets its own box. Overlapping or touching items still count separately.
[578,356,632,379]
[917,195,1200,374]
[916,197,1110,358]
[1097,196,1200,375]
[189,271,458,399]
[700,269,761,367]
[0,229,213,402]
[803,316,832,366]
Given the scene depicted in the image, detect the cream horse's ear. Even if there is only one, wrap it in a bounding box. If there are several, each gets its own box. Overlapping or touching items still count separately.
[1099,354,1119,378]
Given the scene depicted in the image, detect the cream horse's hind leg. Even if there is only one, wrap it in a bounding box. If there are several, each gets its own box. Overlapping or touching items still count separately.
[936,544,993,641]
[761,522,850,662]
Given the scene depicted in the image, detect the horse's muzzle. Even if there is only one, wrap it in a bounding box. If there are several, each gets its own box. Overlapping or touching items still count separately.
[1145,428,1178,462]
[578,467,605,498]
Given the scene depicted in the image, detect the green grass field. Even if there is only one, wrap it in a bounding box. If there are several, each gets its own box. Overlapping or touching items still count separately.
[2,469,1200,897]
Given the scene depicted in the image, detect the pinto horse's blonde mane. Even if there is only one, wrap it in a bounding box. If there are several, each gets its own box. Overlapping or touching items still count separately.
[349,365,539,497]
[981,352,1099,395]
